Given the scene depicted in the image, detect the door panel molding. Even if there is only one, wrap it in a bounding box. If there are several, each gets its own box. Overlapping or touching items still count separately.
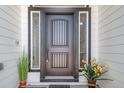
[51,52,68,68]
[51,19,69,46]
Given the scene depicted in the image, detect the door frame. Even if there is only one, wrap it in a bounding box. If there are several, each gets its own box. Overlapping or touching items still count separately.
[28,6,91,80]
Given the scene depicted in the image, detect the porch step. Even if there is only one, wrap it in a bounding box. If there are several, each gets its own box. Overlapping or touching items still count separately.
[27,82,88,88]
[49,85,70,88]
[40,79,78,82]
[45,76,74,79]
[40,76,78,82]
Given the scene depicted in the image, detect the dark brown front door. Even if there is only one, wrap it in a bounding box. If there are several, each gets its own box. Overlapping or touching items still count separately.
[46,14,74,76]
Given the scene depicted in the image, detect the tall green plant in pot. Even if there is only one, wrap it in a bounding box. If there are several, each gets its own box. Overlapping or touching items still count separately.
[19,52,29,87]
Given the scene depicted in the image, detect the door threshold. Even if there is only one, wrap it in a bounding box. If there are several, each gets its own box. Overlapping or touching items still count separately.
[45,76,74,79]
[27,82,88,88]
[40,76,78,82]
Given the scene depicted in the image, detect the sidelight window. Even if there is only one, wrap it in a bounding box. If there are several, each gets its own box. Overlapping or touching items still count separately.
[79,11,89,68]
[30,11,40,70]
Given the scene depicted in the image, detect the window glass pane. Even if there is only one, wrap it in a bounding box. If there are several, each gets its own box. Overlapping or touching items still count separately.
[51,19,68,46]
[80,12,88,68]
[31,11,40,69]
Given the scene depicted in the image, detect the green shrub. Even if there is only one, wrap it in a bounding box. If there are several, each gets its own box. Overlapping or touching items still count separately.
[19,51,29,81]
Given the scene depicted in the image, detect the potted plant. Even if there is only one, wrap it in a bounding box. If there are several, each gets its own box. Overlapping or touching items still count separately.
[19,51,29,88]
[81,58,109,88]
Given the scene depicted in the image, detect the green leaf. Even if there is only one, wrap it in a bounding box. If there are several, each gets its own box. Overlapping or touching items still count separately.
[19,51,29,81]
[83,64,96,80]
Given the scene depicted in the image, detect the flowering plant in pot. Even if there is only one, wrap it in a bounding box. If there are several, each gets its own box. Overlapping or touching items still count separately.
[81,58,109,88]
[19,52,29,88]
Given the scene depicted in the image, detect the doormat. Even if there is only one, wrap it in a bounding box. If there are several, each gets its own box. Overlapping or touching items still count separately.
[49,85,70,88]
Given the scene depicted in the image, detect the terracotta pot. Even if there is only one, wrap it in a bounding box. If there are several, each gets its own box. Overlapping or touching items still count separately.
[88,80,96,88]
[20,81,27,88]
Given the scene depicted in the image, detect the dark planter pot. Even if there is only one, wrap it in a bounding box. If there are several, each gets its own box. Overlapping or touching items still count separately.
[20,81,27,88]
[88,80,96,88]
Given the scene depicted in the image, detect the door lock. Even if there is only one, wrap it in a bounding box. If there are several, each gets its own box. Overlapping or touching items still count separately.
[46,48,49,63]
[46,59,49,63]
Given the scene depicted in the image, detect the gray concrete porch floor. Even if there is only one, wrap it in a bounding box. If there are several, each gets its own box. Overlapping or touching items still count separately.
[27,73,100,88]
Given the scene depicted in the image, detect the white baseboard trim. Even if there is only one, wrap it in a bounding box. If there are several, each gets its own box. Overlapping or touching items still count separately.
[27,72,40,83]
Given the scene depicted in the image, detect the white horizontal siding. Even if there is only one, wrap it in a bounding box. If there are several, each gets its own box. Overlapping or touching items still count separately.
[0,5,21,88]
[99,6,123,29]
[0,6,21,22]
[98,5,124,88]
[99,45,124,54]
[99,36,124,46]
[98,6,121,24]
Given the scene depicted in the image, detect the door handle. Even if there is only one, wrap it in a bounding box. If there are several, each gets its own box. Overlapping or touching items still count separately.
[46,48,49,63]
[46,59,49,63]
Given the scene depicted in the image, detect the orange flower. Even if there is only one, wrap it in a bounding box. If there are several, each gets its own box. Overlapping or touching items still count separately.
[91,58,97,67]
[93,65,103,76]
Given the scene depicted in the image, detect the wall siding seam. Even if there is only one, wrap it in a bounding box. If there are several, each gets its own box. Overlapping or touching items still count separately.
[0,6,21,22]
[0,51,20,54]
[3,62,18,70]
[101,73,124,84]
[0,72,19,86]
[0,35,20,41]
[108,69,124,83]
[109,77,124,85]
[0,44,18,47]
[0,8,21,23]
[99,44,124,47]
[99,58,124,64]
[99,6,123,23]
[98,52,124,55]
[7,6,21,17]
[98,6,112,17]
[0,58,19,63]
[98,24,124,35]
[98,6,105,13]
[99,23,124,35]
[99,34,124,41]
[0,25,20,34]
[0,17,20,29]
[99,12,124,29]
[14,6,20,11]
[0,67,18,80]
